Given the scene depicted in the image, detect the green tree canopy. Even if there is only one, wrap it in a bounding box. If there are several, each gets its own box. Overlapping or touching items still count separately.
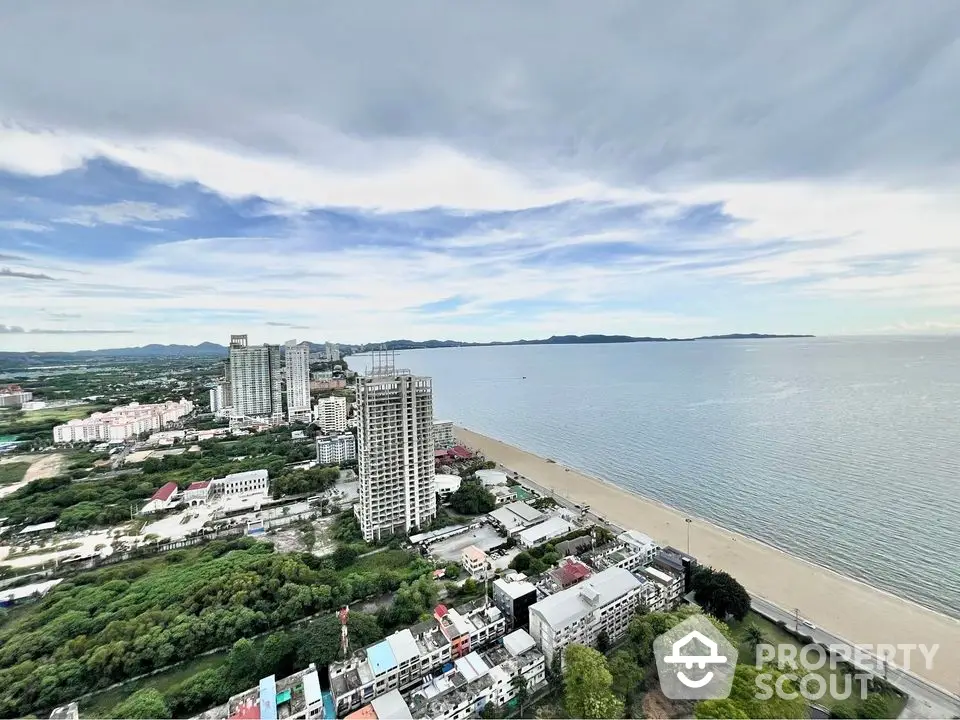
[562,645,625,720]
[110,688,171,720]
[690,566,752,621]
[447,480,496,515]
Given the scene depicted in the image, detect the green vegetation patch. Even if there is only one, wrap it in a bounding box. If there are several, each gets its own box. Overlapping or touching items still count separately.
[0,462,30,486]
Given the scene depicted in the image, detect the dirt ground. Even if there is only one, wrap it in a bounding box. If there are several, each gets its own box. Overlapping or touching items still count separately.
[641,683,696,719]
[267,515,337,556]
[0,453,66,499]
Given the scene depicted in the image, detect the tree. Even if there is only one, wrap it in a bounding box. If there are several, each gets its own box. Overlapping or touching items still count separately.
[690,567,751,621]
[110,688,171,719]
[510,551,533,573]
[444,563,461,579]
[744,623,767,651]
[562,645,624,720]
[447,480,496,515]
[608,650,645,702]
[695,664,806,719]
[596,629,610,653]
[511,674,529,717]
[547,654,563,693]
[695,698,750,719]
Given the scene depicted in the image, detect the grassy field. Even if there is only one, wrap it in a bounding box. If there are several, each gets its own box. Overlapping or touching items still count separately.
[78,650,229,717]
[0,462,30,486]
[730,612,907,716]
[17,405,99,423]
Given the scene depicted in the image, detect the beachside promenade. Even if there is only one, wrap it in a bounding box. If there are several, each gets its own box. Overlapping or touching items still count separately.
[456,427,960,708]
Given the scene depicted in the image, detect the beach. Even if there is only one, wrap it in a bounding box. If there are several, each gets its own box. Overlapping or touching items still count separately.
[456,427,960,693]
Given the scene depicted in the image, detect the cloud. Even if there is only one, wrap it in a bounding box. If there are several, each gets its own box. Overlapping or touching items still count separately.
[0,4,959,349]
[54,201,189,227]
[0,266,57,281]
[0,324,133,334]
[0,220,50,232]
[266,321,311,329]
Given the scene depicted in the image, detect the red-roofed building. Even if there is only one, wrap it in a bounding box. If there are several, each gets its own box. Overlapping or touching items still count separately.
[140,482,179,515]
[184,480,212,505]
[549,558,592,590]
[449,445,473,460]
[229,700,261,720]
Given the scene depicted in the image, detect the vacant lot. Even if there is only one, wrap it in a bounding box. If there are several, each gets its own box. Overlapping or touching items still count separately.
[430,524,505,562]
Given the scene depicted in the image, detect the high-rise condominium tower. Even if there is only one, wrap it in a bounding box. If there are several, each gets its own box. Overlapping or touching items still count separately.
[228,334,282,420]
[355,351,436,541]
[284,340,312,422]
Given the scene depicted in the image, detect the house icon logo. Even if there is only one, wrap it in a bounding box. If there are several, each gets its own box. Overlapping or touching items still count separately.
[653,615,738,700]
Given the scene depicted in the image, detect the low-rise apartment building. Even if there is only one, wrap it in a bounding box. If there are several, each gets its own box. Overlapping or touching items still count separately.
[491,574,538,630]
[528,566,645,667]
[346,631,545,720]
[317,433,357,464]
[639,564,685,609]
[330,601,506,716]
[314,395,348,433]
[461,546,490,580]
[202,664,324,720]
[53,399,194,443]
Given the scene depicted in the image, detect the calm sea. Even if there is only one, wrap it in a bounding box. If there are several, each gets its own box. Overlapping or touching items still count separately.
[389,337,960,618]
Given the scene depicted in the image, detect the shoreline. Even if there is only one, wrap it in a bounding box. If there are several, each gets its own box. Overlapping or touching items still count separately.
[455,427,960,693]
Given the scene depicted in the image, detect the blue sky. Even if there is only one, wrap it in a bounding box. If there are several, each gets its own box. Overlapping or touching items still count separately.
[1,3,959,351]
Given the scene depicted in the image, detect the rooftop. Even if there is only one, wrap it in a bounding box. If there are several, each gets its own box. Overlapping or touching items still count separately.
[371,690,412,720]
[226,666,321,720]
[187,481,211,491]
[517,516,574,545]
[462,545,488,563]
[492,576,537,599]
[550,558,592,587]
[151,481,179,502]
[530,566,643,630]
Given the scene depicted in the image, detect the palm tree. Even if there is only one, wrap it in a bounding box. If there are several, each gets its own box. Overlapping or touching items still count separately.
[511,674,529,717]
[745,623,767,651]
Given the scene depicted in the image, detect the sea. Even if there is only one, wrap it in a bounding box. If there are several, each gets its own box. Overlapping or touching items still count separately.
[387,336,960,619]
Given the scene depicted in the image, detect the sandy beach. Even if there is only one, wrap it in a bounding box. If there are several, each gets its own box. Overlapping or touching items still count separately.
[456,427,960,693]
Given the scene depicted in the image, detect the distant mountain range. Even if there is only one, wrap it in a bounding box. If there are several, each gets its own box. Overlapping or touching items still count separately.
[0,333,813,364]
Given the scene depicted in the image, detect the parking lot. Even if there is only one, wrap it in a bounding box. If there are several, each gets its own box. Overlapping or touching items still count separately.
[429,523,505,562]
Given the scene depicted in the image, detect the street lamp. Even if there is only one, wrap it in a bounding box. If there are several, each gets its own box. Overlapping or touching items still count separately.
[685,518,692,554]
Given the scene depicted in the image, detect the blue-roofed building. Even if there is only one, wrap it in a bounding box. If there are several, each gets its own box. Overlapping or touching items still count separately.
[366,640,398,676]
[259,675,277,720]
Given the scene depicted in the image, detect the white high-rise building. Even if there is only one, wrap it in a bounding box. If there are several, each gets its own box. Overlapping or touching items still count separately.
[324,342,340,362]
[314,395,347,433]
[355,352,436,541]
[228,335,282,420]
[285,340,312,423]
[209,385,224,413]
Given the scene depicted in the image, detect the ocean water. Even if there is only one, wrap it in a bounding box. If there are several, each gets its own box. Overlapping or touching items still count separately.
[388,337,960,618]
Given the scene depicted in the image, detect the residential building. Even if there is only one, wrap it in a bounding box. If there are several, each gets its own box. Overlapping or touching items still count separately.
[285,340,312,423]
[314,395,348,433]
[355,353,436,541]
[492,573,539,630]
[490,486,516,505]
[544,558,592,592]
[329,601,505,715]
[209,385,224,413]
[0,384,32,408]
[53,399,194,443]
[228,334,282,420]
[653,546,699,595]
[461,546,490,580]
[317,433,357,465]
[432,420,455,449]
[516,517,575,548]
[403,631,546,720]
[140,481,180,514]
[528,566,645,667]
[311,378,347,392]
[325,342,340,362]
[618,530,660,566]
[217,665,324,720]
[639,565,685,609]
[210,469,270,498]
[434,474,461,499]
[486,502,544,535]
[554,535,594,558]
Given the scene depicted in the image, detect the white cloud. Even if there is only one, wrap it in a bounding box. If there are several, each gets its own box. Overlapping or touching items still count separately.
[0,219,50,232]
[54,201,189,227]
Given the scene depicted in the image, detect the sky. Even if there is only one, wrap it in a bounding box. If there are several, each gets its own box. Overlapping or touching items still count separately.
[2,2,960,351]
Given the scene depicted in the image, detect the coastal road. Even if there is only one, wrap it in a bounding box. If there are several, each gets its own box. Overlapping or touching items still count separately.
[494,460,960,719]
[751,596,960,719]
